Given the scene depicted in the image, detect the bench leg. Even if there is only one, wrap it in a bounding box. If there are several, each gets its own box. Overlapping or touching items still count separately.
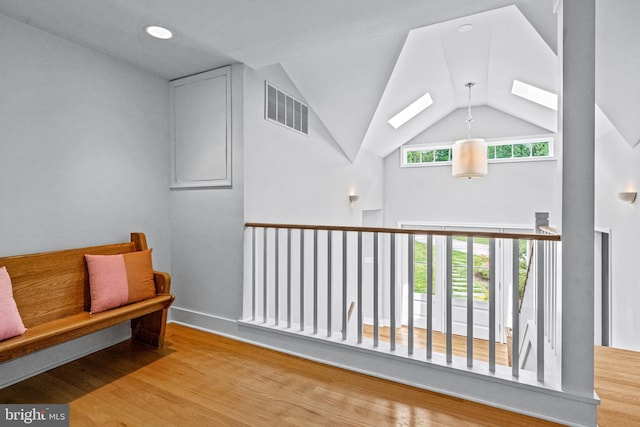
[131,309,169,348]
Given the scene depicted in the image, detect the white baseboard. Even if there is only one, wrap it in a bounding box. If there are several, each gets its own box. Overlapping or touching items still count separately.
[169,306,240,337]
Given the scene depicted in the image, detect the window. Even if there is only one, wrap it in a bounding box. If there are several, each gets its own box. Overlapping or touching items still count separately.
[414,236,490,301]
[405,145,452,165]
[511,79,558,111]
[388,92,433,129]
[402,136,554,168]
[412,234,530,302]
[414,236,436,296]
[488,140,551,160]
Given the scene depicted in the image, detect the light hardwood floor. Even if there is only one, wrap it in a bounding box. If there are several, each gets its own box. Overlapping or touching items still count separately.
[0,323,635,426]
[363,324,510,366]
[594,345,640,426]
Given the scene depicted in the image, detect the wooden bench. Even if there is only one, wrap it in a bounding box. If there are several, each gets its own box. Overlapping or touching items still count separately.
[0,232,174,364]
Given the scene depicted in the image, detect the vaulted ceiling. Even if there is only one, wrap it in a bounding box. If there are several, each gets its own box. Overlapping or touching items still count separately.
[0,0,638,161]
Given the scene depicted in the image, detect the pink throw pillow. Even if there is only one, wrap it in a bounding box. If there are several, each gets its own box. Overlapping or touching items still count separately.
[85,250,156,314]
[0,266,27,341]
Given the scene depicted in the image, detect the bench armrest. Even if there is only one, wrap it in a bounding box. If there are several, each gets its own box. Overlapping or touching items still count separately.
[153,271,172,295]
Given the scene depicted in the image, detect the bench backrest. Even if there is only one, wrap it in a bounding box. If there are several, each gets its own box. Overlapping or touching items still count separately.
[0,239,140,328]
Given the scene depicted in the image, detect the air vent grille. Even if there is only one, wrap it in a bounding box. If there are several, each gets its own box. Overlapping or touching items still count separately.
[265,82,308,135]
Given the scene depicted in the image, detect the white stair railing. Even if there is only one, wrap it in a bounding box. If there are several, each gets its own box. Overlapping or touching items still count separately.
[244,222,561,385]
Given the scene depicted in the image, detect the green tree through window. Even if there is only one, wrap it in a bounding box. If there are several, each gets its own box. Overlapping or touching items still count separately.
[403,138,552,166]
[532,141,549,156]
[407,151,420,163]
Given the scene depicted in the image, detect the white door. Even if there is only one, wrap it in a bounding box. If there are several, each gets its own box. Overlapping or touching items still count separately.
[412,235,443,332]
[449,237,492,340]
[410,235,494,339]
[404,226,528,344]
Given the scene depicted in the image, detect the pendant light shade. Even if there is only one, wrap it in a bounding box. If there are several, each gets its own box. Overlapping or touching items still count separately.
[452,138,488,178]
[452,82,487,178]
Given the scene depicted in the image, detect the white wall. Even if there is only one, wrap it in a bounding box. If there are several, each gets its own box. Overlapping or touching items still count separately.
[384,106,561,228]
[0,14,171,272]
[595,108,640,351]
[169,64,245,324]
[0,14,171,385]
[243,64,384,226]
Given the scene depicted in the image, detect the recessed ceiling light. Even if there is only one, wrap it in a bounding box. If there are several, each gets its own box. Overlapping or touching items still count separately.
[511,79,558,111]
[458,24,473,33]
[145,25,173,40]
[388,92,433,129]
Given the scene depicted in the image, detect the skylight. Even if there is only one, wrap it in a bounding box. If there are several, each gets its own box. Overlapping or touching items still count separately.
[388,92,433,129]
[511,80,557,111]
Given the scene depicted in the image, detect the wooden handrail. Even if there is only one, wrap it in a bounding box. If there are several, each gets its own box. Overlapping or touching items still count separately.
[245,222,561,242]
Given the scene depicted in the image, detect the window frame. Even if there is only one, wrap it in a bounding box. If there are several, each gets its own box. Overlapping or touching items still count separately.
[401,135,555,168]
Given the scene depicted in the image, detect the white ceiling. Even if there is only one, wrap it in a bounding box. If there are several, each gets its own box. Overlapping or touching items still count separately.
[596,0,640,148]
[357,5,558,158]
[0,0,638,160]
[0,0,520,79]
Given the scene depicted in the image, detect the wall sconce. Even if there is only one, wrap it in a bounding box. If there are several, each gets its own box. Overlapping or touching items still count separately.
[617,191,637,204]
[348,194,360,207]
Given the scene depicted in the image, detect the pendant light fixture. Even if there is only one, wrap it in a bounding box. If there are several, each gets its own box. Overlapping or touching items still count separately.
[452,82,488,178]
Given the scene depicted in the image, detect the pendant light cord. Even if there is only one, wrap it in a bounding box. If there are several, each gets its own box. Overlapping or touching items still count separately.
[466,82,475,140]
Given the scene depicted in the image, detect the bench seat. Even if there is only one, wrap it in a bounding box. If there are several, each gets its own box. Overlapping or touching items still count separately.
[0,294,173,363]
[0,232,174,367]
